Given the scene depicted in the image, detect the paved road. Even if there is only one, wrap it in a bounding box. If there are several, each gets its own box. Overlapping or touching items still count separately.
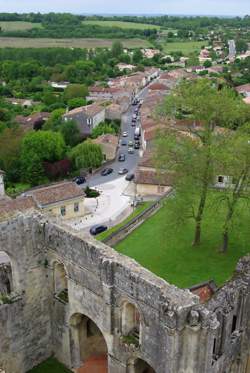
[85,87,149,187]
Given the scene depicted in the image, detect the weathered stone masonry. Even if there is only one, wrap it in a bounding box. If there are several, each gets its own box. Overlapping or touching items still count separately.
[0,213,249,373]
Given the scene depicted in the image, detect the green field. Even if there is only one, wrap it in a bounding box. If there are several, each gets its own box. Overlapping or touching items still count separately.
[162,41,208,54]
[28,357,72,373]
[0,37,150,49]
[83,20,161,30]
[0,21,42,31]
[116,194,250,288]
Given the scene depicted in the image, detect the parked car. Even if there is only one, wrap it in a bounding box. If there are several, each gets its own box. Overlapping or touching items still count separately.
[125,173,135,181]
[131,121,136,127]
[121,139,127,146]
[90,224,108,236]
[101,168,113,176]
[122,131,128,137]
[118,168,128,175]
[134,134,140,141]
[128,140,133,147]
[118,153,126,161]
[134,141,140,149]
[73,176,86,185]
[128,147,134,154]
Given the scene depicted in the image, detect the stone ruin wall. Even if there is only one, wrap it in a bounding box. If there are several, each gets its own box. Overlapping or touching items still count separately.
[0,213,249,373]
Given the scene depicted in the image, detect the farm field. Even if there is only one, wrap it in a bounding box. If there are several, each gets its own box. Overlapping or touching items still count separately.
[115,193,250,289]
[0,21,42,31]
[162,40,208,54]
[83,20,161,30]
[0,37,151,49]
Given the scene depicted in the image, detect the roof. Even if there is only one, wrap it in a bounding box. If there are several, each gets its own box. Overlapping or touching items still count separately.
[236,84,250,93]
[64,103,105,118]
[92,134,118,146]
[16,112,50,127]
[135,168,173,186]
[25,182,85,207]
[189,280,217,303]
[0,196,36,217]
[89,86,123,94]
[149,83,168,91]
[243,97,250,105]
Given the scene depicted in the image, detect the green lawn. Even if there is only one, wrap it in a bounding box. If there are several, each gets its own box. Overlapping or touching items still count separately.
[97,201,153,241]
[0,21,42,31]
[83,20,161,30]
[162,41,208,55]
[116,194,250,288]
[27,357,72,373]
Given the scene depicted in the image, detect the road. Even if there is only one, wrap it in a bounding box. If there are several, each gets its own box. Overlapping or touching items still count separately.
[86,87,148,187]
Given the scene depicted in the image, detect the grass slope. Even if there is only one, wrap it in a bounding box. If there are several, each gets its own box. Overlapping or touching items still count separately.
[0,37,151,49]
[83,20,161,30]
[27,357,72,373]
[0,21,42,31]
[162,41,208,54]
[116,194,250,288]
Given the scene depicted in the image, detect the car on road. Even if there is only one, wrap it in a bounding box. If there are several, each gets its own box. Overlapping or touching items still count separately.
[90,224,108,236]
[101,168,113,176]
[131,121,136,126]
[118,168,128,175]
[134,134,140,141]
[128,147,134,154]
[134,141,140,149]
[73,176,86,185]
[122,131,128,137]
[118,153,126,161]
[128,140,133,146]
[125,173,134,181]
[121,139,127,146]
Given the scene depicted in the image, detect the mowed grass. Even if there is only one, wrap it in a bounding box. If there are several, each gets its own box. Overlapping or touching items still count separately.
[0,21,42,31]
[115,194,250,288]
[27,357,72,373]
[162,41,208,54]
[0,37,151,49]
[83,20,161,30]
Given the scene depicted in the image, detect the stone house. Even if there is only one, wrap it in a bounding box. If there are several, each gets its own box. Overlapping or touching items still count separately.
[236,84,250,98]
[63,103,105,136]
[23,181,85,220]
[15,112,50,131]
[92,134,119,161]
[105,103,123,120]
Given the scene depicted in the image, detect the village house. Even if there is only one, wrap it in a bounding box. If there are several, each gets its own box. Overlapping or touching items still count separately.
[5,98,39,108]
[199,48,212,64]
[141,48,161,59]
[116,63,136,72]
[49,81,70,90]
[15,112,50,131]
[105,103,123,120]
[236,83,250,97]
[63,103,106,136]
[23,181,85,220]
[92,134,119,161]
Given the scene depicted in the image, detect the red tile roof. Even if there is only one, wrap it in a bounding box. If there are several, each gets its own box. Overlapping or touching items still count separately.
[149,83,168,91]
[135,169,173,186]
[0,196,36,217]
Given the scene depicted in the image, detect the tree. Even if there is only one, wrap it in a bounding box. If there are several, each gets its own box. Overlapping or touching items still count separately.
[43,108,65,131]
[60,120,81,147]
[91,122,116,139]
[68,97,86,110]
[133,49,143,64]
[21,131,66,184]
[215,125,250,252]
[69,140,103,170]
[111,41,123,58]
[156,79,248,246]
[64,84,88,101]
[203,60,212,68]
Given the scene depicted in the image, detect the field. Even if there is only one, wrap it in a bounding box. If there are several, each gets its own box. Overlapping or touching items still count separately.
[0,37,150,49]
[115,194,250,289]
[83,20,161,30]
[162,41,208,54]
[28,357,72,373]
[0,21,42,31]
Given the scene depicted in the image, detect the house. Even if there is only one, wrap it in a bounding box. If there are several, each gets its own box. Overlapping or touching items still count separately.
[141,49,161,59]
[15,112,50,131]
[116,63,136,72]
[63,103,106,136]
[0,196,36,218]
[92,134,119,161]
[235,84,250,97]
[6,98,39,108]
[105,103,123,120]
[199,49,212,64]
[23,181,85,220]
[49,81,69,90]
[148,82,168,92]
[88,86,131,102]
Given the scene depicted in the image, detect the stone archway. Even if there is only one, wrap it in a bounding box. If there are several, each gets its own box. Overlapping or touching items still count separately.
[128,358,156,373]
[69,313,108,373]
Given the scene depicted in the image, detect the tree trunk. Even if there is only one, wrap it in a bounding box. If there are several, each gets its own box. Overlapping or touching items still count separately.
[220,230,229,253]
[193,221,201,246]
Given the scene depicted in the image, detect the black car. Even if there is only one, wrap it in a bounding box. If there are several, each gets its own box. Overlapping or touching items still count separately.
[101,168,113,176]
[118,153,126,162]
[134,141,140,149]
[73,176,86,185]
[90,224,108,236]
[121,139,127,146]
[134,134,140,141]
[125,173,135,181]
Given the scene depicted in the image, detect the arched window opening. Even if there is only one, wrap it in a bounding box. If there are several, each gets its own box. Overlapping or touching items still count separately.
[231,315,237,334]
[128,358,156,373]
[69,313,108,372]
[54,262,68,303]
[0,251,13,303]
[122,302,141,345]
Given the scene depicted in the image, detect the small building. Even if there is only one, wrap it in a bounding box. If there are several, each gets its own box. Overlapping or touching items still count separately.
[92,134,119,161]
[105,103,123,120]
[6,98,39,108]
[63,104,106,137]
[236,84,250,97]
[49,81,69,90]
[135,168,172,197]
[116,63,136,72]
[23,182,85,220]
[148,82,168,92]
[15,112,50,131]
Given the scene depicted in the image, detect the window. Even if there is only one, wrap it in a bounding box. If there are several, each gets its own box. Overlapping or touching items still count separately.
[218,176,224,183]
[61,206,66,216]
[87,117,92,126]
[74,202,79,213]
[158,186,165,193]
[231,315,237,333]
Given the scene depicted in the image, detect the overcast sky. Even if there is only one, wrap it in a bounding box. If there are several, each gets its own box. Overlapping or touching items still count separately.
[0,0,249,16]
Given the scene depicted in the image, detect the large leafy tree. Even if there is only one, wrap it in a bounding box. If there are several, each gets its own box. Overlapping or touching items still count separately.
[69,140,103,170]
[21,131,66,184]
[156,79,250,246]
[60,120,81,147]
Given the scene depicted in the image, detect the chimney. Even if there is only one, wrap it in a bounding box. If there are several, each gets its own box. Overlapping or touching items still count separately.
[0,170,5,197]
